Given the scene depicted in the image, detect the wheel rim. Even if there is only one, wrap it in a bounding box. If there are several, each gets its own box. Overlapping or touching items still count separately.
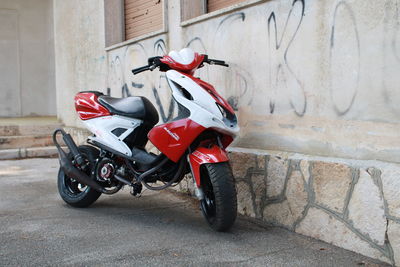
[200,169,216,223]
[64,177,88,195]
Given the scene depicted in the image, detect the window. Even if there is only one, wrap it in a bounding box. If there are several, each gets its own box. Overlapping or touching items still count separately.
[124,0,164,40]
[181,0,247,21]
[104,0,165,48]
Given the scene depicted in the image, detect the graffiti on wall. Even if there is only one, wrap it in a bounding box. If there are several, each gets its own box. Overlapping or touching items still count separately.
[329,1,360,116]
[107,0,400,124]
[267,0,306,116]
[185,1,308,116]
[185,12,255,111]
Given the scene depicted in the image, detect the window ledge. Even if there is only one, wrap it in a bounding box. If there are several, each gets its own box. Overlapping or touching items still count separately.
[105,29,167,52]
[180,0,269,27]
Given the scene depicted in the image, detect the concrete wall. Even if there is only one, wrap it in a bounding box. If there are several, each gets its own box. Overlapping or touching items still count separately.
[54,0,400,264]
[0,0,55,117]
[53,0,107,127]
[106,0,400,164]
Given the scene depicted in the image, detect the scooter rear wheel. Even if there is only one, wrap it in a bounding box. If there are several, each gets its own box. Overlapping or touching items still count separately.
[200,162,237,231]
[57,145,102,208]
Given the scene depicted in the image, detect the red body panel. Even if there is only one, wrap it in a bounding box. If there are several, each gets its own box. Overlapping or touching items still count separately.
[221,134,234,148]
[148,118,206,162]
[75,92,110,120]
[160,53,204,75]
[189,145,229,187]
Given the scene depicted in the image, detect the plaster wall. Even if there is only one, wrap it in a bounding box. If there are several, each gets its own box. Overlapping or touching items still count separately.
[53,0,107,127]
[0,0,55,117]
[105,0,400,164]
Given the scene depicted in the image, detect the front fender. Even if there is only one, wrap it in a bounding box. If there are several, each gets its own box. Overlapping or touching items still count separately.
[188,145,229,187]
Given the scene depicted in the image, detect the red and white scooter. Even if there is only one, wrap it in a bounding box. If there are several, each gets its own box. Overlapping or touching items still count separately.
[53,48,239,231]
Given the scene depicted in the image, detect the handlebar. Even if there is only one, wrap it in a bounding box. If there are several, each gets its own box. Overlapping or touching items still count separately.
[132,65,150,75]
[132,54,229,75]
[203,55,229,67]
[132,56,163,75]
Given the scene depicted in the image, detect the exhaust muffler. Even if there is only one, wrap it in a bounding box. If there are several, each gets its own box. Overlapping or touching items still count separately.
[53,129,106,194]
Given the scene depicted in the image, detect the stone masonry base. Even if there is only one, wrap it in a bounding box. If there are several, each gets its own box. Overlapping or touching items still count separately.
[68,126,399,265]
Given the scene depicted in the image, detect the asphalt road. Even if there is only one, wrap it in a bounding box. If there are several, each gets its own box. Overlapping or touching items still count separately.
[0,158,389,267]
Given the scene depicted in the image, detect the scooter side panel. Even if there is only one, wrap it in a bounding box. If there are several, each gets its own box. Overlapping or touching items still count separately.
[148,118,205,162]
[84,115,142,157]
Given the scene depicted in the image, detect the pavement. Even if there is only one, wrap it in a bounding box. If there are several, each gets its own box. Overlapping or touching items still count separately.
[0,158,390,267]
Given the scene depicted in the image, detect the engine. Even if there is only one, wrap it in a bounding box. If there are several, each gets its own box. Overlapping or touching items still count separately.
[96,158,115,184]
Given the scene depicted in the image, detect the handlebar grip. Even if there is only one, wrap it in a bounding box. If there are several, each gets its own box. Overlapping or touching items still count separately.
[208,58,225,64]
[208,59,229,67]
[218,62,229,67]
[132,65,150,75]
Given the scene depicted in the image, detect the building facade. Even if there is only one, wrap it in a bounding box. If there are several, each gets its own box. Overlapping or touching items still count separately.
[53,0,400,264]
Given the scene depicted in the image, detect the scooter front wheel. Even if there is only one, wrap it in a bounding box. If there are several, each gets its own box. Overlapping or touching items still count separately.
[200,162,237,231]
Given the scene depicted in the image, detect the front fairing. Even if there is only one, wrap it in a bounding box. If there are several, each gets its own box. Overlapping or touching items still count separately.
[165,70,239,137]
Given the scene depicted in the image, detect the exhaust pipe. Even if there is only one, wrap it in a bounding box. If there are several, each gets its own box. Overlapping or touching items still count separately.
[53,129,106,194]
[58,148,106,193]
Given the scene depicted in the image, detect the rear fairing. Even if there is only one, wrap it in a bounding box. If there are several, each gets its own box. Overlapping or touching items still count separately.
[75,92,110,120]
[83,115,143,157]
[75,91,150,157]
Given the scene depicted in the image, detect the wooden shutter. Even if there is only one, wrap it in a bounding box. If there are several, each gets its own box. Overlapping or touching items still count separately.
[207,0,246,13]
[124,0,163,40]
[181,0,206,21]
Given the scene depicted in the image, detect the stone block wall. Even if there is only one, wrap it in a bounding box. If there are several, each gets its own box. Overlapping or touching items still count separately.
[174,147,400,265]
[224,148,400,265]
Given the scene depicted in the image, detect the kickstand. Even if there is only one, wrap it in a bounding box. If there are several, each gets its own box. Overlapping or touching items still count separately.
[130,182,143,198]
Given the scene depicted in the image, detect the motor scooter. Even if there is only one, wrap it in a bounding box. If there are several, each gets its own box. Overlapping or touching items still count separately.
[53,48,239,231]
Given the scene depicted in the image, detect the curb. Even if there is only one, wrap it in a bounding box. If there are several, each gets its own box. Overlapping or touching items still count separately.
[0,146,64,160]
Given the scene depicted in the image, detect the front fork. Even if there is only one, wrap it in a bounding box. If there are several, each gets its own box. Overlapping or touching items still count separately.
[187,144,230,200]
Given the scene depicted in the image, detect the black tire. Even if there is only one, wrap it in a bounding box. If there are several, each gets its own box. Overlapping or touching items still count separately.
[57,145,102,208]
[200,162,237,231]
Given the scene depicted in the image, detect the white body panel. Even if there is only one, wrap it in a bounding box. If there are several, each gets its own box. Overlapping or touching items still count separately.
[166,70,239,137]
[83,115,142,157]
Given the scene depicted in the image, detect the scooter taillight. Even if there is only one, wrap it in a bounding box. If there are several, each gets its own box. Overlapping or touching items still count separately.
[74,91,110,120]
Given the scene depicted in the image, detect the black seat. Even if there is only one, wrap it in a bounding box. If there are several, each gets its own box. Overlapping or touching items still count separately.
[98,95,159,126]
